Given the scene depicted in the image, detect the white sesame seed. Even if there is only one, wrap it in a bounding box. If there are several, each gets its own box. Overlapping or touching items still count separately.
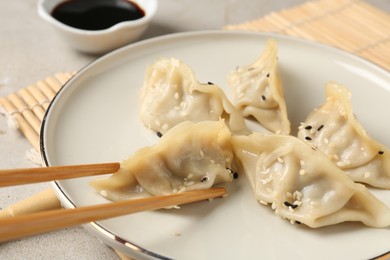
[261,168,270,174]
[293,191,303,200]
[277,157,284,163]
[299,169,306,175]
[174,92,180,99]
[162,123,169,130]
[259,200,268,205]
[271,202,276,210]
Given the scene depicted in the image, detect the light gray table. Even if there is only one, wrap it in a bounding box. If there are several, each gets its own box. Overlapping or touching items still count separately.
[1,1,389,259]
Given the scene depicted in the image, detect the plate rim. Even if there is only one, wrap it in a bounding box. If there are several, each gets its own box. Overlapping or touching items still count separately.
[40,30,390,259]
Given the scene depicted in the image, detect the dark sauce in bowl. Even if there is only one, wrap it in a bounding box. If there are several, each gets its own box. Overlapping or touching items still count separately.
[51,0,145,30]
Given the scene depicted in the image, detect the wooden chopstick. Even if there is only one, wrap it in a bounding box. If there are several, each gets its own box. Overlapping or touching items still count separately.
[0,162,120,187]
[0,187,227,242]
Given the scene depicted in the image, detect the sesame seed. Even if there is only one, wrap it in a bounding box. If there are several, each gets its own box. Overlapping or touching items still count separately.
[305,136,312,141]
[317,125,324,131]
[299,169,306,175]
[293,191,303,200]
[259,200,268,205]
[207,82,214,85]
[305,125,312,130]
[277,157,284,163]
[174,92,180,99]
[266,73,270,77]
[379,151,384,155]
[284,201,298,209]
[156,131,163,138]
[200,176,209,182]
[261,95,266,101]
[162,123,169,130]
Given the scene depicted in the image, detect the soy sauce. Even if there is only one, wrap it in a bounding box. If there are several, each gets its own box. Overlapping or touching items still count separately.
[51,0,145,30]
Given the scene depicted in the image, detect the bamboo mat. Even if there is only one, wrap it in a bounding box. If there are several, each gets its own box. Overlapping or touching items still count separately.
[225,0,390,72]
[0,72,75,152]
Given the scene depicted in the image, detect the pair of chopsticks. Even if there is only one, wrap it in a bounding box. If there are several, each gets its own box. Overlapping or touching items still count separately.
[0,163,226,242]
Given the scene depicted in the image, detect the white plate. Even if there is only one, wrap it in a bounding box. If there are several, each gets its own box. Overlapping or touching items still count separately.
[41,31,390,260]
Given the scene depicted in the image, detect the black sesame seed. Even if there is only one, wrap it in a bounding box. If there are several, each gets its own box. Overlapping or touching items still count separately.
[283,201,298,209]
[156,131,163,138]
[317,125,324,131]
[266,73,270,78]
[295,221,302,225]
[200,176,209,182]
[261,95,266,101]
[379,151,384,155]
[305,125,312,130]
[233,172,239,179]
[207,81,214,85]
[305,136,312,141]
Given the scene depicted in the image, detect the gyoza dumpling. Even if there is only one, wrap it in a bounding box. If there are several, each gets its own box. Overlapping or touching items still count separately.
[298,82,390,189]
[140,58,249,135]
[232,133,390,228]
[227,39,290,134]
[91,120,236,201]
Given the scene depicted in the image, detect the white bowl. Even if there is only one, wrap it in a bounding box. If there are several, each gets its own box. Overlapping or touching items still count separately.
[37,0,157,54]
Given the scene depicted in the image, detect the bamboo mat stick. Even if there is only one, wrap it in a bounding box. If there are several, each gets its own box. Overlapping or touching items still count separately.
[36,80,56,101]
[27,85,51,110]
[18,88,46,121]
[7,93,41,135]
[0,188,227,242]
[0,97,39,151]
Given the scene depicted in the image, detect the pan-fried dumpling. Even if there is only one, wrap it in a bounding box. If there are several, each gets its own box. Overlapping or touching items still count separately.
[232,133,390,228]
[227,39,290,134]
[140,58,249,135]
[298,82,390,189]
[91,120,236,201]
